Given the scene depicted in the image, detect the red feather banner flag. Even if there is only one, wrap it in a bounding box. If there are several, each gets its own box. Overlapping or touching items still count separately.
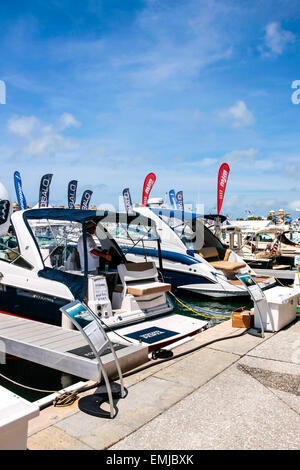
[217,163,230,215]
[142,172,156,207]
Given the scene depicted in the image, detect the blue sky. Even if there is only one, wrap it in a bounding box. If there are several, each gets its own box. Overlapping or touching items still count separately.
[0,0,300,217]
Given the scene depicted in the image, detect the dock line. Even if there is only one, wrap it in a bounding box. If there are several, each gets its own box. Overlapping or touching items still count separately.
[0,371,80,407]
[169,291,232,319]
[120,327,249,378]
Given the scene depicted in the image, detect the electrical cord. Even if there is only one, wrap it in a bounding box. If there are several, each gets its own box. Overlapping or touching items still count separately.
[100,317,134,344]
[71,326,250,395]
[121,327,249,378]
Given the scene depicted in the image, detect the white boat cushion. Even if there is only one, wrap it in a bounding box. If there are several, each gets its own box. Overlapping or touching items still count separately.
[118,262,158,282]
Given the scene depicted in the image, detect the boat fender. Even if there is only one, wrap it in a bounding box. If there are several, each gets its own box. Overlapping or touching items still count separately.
[151,349,174,360]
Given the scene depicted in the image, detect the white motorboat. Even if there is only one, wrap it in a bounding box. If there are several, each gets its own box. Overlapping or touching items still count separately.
[113,207,276,298]
[0,188,207,350]
[222,224,298,271]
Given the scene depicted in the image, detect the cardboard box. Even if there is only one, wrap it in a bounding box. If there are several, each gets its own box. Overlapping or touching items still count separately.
[232,308,253,328]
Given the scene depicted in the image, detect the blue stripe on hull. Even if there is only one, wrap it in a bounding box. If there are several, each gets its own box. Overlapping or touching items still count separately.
[162,269,215,289]
[122,246,199,266]
[121,245,215,289]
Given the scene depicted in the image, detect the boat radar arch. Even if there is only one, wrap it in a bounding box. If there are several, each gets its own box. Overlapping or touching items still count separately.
[0,182,12,236]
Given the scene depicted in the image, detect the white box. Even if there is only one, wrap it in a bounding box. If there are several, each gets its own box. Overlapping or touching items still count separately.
[254,286,300,332]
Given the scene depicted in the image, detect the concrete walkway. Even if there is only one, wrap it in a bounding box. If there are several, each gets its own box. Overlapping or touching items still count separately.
[27,318,300,450]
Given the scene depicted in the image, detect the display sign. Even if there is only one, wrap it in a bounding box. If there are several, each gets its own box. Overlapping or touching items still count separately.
[236,273,266,337]
[125,326,178,344]
[61,300,108,355]
[94,277,110,304]
[60,299,127,419]
[236,273,265,302]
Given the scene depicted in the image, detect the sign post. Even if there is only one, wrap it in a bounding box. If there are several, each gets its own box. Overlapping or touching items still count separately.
[60,300,127,418]
[236,274,268,337]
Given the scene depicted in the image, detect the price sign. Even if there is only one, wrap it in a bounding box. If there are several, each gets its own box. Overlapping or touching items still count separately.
[94,277,109,304]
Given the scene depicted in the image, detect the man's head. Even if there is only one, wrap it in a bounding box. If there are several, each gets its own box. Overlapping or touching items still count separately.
[85,220,96,234]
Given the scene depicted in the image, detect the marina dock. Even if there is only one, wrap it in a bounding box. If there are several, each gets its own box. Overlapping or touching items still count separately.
[25,316,300,450]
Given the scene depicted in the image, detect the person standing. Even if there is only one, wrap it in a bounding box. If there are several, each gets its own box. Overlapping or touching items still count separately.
[77,220,111,274]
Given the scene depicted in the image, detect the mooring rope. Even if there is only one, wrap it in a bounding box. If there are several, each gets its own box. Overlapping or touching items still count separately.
[168,291,232,319]
[0,372,79,406]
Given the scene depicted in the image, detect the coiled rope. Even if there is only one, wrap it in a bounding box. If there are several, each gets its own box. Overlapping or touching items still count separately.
[0,371,79,407]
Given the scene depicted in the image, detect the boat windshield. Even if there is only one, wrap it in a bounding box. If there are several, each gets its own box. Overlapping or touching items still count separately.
[256,233,273,242]
[0,227,34,270]
[158,213,204,250]
[100,216,158,256]
[28,219,82,270]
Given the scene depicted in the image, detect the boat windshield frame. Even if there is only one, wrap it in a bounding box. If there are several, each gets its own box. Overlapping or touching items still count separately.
[150,208,206,251]
[23,209,161,273]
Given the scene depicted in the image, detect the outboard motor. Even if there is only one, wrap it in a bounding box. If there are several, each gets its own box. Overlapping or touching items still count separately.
[0,182,12,237]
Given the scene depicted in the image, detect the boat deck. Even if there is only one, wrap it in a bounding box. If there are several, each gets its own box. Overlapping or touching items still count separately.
[228,276,273,286]
[0,312,147,381]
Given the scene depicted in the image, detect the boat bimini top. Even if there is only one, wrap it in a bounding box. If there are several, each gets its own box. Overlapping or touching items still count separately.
[21,208,162,301]
[149,208,226,254]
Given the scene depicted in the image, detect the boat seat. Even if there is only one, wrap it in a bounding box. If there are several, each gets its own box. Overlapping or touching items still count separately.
[198,246,245,272]
[198,247,232,261]
[198,246,219,260]
[209,261,246,271]
[117,262,171,297]
[115,281,171,296]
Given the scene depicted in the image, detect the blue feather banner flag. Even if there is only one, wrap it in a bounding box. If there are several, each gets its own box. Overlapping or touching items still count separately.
[39,174,53,208]
[176,191,184,210]
[80,190,93,210]
[67,180,78,209]
[169,189,177,209]
[13,171,27,210]
[123,188,133,213]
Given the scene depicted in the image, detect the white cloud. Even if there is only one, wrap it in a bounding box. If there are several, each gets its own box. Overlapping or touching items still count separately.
[201,158,218,167]
[7,114,79,157]
[8,116,40,137]
[289,200,300,211]
[221,148,258,164]
[219,101,254,128]
[261,22,296,56]
[253,160,275,171]
[24,133,77,156]
[59,113,81,130]
[284,163,300,179]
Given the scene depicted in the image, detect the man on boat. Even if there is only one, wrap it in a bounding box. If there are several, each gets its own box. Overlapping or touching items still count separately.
[77,220,112,274]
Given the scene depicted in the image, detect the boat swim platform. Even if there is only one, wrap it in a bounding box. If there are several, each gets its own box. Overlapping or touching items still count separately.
[253,268,296,280]
[0,313,148,381]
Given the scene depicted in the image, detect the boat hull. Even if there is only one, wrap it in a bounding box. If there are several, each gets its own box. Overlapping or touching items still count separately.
[0,284,66,325]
